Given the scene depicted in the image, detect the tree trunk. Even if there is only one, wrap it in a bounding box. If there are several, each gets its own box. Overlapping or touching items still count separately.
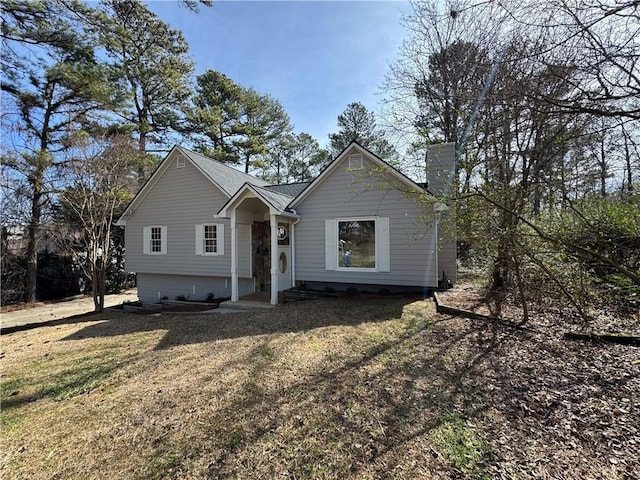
[623,126,634,193]
[25,170,44,303]
[512,253,529,325]
[92,262,106,313]
[599,139,607,197]
[137,132,147,184]
[92,257,100,312]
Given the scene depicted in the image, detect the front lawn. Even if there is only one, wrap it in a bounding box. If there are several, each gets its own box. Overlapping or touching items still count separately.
[1,295,637,479]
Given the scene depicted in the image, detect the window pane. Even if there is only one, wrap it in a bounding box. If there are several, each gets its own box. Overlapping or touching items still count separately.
[338,220,375,268]
[204,225,217,253]
[151,227,162,253]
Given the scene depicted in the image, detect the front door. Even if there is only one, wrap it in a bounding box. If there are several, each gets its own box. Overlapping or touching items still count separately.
[252,221,270,292]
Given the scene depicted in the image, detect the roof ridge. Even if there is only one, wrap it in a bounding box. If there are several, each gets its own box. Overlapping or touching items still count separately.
[176,146,271,186]
[251,183,294,198]
[266,181,311,186]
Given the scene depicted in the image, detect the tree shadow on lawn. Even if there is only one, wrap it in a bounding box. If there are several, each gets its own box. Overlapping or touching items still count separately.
[189,316,639,479]
[139,312,507,479]
[11,295,638,477]
[49,296,511,475]
[59,295,428,350]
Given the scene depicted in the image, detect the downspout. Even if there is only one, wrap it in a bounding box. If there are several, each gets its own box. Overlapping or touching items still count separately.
[231,210,239,302]
[270,213,278,305]
[290,213,301,287]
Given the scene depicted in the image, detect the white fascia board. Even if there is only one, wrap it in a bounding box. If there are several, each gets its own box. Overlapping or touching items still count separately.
[276,211,300,219]
[217,182,253,217]
[217,183,299,218]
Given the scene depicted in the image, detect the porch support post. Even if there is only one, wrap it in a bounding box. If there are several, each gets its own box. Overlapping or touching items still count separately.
[270,214,278,305]
[231,210,239,302]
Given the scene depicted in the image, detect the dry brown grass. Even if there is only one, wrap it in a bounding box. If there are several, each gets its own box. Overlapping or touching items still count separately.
[1,294,638,479]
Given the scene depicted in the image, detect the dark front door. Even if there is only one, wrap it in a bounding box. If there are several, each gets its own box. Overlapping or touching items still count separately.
[252,221,271,292]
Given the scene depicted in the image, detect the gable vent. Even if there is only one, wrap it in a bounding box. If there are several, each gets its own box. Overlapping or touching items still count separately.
[348,154,363,171]
[176,154,186,168]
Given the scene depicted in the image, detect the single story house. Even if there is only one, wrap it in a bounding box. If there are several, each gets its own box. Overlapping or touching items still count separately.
[115,141,456,305]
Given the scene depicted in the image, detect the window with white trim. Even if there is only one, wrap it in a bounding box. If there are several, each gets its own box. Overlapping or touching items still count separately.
[195,223,225,256]
[151,227,162,253]
[325,217,390,272]
[339,220,376,268]
[204,224,217,253]
[143,226,167,255]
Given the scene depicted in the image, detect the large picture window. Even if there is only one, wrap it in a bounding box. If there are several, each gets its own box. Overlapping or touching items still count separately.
[338,220,376,268]
[325,217,389,272]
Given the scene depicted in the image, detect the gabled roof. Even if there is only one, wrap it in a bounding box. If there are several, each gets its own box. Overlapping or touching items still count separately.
[288,141,427,209]
[217,182,298,218]
[115,145,270,226]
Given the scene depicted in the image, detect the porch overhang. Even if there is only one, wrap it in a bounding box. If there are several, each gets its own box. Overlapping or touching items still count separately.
[216,182,299,219]
[219,182,299,306]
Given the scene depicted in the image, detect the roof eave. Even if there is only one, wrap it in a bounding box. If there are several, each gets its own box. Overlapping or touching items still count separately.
[115,145,182,225]
[217,183,297,218]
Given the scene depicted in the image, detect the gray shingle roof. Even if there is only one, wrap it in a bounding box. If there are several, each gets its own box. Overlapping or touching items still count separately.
[264,182,310,197]
[251,184,294,213]
[177,146,270,197]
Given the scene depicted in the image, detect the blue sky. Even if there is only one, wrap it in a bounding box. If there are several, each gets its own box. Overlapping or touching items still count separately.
[146,0,410,148]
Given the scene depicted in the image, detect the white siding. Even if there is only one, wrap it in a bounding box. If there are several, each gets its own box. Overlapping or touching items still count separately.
[237,224,252,277]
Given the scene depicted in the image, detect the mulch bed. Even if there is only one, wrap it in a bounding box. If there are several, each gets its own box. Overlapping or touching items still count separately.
[116,300,222,314]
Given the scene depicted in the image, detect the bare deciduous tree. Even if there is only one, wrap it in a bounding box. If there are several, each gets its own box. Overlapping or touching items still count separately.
[55,135,139,312]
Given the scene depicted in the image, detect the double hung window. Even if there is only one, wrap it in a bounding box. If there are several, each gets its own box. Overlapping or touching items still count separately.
[143,226,167,255]
[196,224,225,256]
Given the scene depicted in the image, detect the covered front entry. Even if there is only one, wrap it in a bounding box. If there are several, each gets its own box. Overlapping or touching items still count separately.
[217,184,298,305]
[251,221,293,294]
